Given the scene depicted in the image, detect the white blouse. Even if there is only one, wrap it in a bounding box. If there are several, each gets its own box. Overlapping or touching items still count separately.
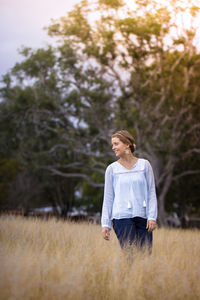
[101,158,157,229]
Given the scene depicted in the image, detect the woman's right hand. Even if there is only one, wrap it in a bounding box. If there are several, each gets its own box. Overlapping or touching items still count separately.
[102,227,110,241]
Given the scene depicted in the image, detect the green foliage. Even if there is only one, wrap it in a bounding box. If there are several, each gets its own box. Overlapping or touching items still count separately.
[48,6,91,43]
[13,46,56,79]
[0,158,21,207]
[98,0,124,8]
[190,5,200,17]
[0,0,200,221]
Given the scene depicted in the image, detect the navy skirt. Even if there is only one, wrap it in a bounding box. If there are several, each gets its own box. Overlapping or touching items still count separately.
[112,217,152,250]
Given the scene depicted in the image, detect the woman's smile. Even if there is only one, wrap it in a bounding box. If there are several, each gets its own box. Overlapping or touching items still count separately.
[112,137,129,157]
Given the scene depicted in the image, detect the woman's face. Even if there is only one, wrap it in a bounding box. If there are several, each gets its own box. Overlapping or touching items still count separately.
[111,137,129,157]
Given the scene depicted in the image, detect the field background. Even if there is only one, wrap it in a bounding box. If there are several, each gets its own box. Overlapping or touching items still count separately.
[0,215,200,300]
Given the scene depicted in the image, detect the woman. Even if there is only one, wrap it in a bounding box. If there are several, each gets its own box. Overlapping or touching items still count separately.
[101,130,157,250]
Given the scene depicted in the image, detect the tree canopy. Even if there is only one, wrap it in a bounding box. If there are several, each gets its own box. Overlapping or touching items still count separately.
[1,0,200,225]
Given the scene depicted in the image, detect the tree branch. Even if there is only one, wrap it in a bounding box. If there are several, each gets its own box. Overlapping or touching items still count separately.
[180,148,200,160]
[173,170,200,181]
[40,166,104,187]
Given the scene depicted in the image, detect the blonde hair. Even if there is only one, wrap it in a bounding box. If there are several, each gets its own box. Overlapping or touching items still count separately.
[112,130,136,153]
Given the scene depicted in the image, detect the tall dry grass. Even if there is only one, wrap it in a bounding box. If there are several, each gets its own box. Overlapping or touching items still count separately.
[0,215,200,300]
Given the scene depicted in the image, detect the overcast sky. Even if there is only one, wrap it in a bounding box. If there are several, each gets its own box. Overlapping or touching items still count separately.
[0,0,81,80]
[1,0,200,82]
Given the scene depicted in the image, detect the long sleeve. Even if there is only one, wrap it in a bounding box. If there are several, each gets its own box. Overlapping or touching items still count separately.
[101,165,114,230]
[145,160,158,221]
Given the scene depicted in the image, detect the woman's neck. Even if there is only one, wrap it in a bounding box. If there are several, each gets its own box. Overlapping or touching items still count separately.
[118,154,136,163]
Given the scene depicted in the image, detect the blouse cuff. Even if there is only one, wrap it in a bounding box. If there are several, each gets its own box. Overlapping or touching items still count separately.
[147,217,156,221]
[101,221,112,230]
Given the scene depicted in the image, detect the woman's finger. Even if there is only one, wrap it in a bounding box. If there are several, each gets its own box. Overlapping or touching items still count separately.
[146,220,156,232]
[102,228,110,240]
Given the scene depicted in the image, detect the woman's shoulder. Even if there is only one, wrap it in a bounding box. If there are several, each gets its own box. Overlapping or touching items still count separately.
[139,158,153,169]
[138,158,149,164]
[105,161,118,171]
[137,158,152,169]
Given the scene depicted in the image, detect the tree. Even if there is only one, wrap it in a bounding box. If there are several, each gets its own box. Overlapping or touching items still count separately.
[46,0,200,223]
[0,0,200,224]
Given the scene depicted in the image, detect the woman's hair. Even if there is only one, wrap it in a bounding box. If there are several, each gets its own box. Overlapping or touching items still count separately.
[112,130,136,153]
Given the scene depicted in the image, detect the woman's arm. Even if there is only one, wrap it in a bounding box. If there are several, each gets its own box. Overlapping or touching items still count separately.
[101,165,114,230]
[145,160,158,222]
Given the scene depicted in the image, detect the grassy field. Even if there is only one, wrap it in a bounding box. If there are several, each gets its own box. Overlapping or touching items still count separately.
[0,215,200,300]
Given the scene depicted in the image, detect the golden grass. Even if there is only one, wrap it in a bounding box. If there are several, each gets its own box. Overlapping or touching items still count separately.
[0,215,200,300]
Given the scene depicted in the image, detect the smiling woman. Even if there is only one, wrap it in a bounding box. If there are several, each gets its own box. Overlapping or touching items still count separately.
[101,130,157,252]
[112,130,136,160]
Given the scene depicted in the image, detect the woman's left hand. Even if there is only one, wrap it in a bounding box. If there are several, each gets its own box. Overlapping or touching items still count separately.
[146,220,157,232]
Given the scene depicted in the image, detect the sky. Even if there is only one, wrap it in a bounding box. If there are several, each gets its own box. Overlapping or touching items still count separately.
[1,0,200,82]
[0,0,81,80]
